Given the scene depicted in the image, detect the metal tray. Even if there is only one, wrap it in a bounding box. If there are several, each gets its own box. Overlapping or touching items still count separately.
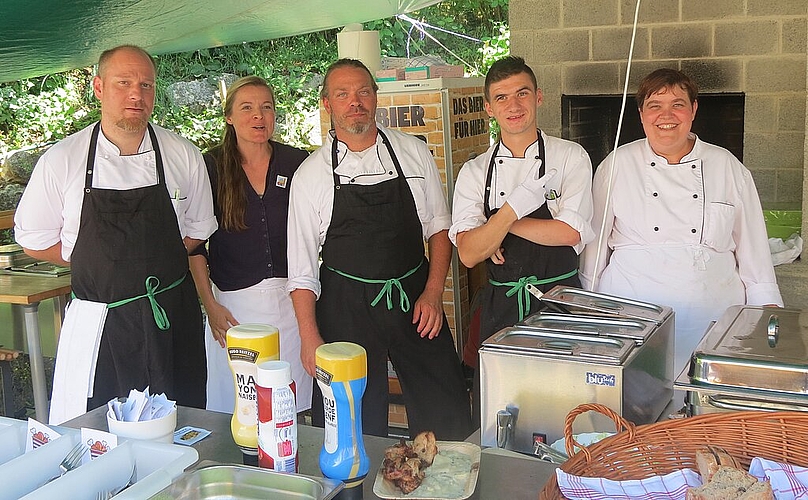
[149,464,343,500]
[481,327,633,365]
[539,286,671,324]
[689,306,808,395]
[518,312,657,345]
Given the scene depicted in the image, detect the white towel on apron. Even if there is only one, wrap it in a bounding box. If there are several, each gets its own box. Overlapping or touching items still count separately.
[48,298,108,425]
[205,277,312,413]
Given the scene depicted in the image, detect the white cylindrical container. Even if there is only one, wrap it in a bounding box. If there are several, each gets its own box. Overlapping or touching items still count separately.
[337,23,381,74]
[256,360,298,472]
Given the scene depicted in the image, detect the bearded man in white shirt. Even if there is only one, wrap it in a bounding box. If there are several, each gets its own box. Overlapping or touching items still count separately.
[286,58,472,440]
[15,45,217,423]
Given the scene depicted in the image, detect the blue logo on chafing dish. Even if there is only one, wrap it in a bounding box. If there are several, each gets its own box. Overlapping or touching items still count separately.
[586,372,616,386]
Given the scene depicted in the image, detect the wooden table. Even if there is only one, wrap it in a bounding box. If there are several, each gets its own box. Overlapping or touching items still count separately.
[0,272,71,421]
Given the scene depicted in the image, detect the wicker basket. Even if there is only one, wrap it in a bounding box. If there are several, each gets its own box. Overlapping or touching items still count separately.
[539,403,808,500]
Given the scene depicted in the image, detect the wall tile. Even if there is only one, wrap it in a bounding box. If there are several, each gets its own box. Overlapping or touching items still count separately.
[620,0,678,24]
[563,63,622,94]
[746,57,807,92]
[563,0,619,27]
[593,27,649,61]
[682,0,744,21]
[651,25,713,59]
[533,29,590,63]
[680,59,743,91]
[715,21,780,56]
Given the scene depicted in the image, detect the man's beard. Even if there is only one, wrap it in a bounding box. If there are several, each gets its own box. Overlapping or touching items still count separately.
[115,117,148,133]
[343,120,372,135]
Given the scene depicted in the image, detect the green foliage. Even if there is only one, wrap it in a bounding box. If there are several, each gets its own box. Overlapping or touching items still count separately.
[0,0,507,154]
[0,69,98,153]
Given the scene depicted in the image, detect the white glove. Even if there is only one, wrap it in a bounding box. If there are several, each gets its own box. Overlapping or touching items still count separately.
[506,161,558,219]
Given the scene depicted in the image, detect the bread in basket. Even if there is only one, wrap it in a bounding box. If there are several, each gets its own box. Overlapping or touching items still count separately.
[539,403,808,499]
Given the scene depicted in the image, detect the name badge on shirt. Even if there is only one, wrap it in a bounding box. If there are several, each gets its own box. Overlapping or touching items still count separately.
[276,175,288,189]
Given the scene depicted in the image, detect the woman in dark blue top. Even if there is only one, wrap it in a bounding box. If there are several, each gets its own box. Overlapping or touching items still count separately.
[189,76,311,413]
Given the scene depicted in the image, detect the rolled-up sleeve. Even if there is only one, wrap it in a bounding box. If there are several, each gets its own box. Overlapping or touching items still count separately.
[413,143,451,240]
[286,156,328,298]
[14,155,70,258]
[449,159,488,245]
[181,148,217,240]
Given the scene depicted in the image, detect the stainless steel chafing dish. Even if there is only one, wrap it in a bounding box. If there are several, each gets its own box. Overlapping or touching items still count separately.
[479,286,674,454]
[675,305,808,415]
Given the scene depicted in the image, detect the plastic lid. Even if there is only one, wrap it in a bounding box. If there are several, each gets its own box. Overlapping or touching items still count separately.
[226,323,279,339]
[256,360,292,388]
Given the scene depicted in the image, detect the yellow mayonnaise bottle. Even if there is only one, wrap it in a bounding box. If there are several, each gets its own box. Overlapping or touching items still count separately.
[226,323,280,460]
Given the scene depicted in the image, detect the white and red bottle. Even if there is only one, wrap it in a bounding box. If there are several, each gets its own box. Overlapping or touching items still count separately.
[256,360,298,472]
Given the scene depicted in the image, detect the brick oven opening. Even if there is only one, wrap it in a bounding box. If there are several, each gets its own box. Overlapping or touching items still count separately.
[561,93,744,170]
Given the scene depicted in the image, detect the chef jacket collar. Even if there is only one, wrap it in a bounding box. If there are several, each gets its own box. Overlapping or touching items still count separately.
[643,132,702,166]
[97,122,155,157]
[495,130,544,159]
[328,129,391,178]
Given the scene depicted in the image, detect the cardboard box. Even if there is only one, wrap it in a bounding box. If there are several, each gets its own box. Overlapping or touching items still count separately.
[405,66,430,80]
[375,68,405,82]
[430,65,464,78]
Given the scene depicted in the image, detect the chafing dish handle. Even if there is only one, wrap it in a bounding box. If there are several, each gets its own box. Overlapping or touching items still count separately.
[767,314,779,348]
[496,410,514,448]
[705,394,808,412]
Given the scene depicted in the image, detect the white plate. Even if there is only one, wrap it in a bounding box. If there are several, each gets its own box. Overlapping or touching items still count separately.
[372,441,481,499]
[550,432,614,455]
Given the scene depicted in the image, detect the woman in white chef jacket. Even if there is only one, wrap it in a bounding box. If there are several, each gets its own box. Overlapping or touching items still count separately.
[580,68,783,374]
[189,76,312,414]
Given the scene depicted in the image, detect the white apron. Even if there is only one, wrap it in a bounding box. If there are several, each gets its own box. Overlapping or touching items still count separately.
[599,244,745,375]
[205,277,312,413]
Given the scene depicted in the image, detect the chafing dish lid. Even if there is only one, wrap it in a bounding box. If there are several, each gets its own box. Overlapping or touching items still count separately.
[540,286,671,324]
[518,312,656,344]
[480,326,633,365]
[689,306,808,395]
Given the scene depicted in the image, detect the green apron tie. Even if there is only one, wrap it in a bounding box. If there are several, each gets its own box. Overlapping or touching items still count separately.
[326,261,423,312]
[105,274,187,330]
[489,268,579,321]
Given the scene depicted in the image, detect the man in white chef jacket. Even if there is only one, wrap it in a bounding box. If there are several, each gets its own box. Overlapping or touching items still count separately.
[286,58,472,440]
[15,45,217,424]
[580,68,783,374]
[450,56,594,424]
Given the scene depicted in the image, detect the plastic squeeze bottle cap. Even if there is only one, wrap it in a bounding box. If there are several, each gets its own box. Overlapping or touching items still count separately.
[257,360,292,388]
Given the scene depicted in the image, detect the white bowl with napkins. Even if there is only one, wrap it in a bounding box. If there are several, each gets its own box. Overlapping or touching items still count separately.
[106,407,177,443]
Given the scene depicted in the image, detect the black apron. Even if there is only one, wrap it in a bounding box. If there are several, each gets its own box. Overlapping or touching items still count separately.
[310,130,471,440]
[71,123,206,410]
[479,133,581,343]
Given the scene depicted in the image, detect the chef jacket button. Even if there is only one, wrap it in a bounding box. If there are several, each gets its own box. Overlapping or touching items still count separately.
[654,226,659,231]
[498,159,503,164]
[693,194,698,198]
[389,171,393,175]
[691,228,697,233]
[350,179,355,183]
[534,156,540,160]
[692,164,696,169]
[653,192,658,197]
[500,191,505,196]
[650,162,656,166]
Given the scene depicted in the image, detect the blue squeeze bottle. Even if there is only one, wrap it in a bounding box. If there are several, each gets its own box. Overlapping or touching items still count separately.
[315,342,370,496]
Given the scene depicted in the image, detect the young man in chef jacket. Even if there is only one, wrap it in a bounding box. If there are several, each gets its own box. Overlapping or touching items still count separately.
[580,68,783,374]
[450,56,595,424]
[15,45,217,424]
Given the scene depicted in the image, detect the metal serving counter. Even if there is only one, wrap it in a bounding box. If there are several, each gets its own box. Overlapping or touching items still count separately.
[66,405,559,499]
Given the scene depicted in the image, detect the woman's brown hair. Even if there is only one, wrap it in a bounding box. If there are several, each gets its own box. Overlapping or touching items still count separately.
[212,75,275,232]
[635,68,698,109]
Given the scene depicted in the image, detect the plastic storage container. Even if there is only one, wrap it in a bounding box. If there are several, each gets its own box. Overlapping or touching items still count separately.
[0,417,197,500]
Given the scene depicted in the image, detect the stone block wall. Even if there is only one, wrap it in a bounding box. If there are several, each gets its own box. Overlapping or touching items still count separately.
[510,0,808,230]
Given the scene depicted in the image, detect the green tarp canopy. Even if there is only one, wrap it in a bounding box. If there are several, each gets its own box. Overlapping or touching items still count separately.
[0,0,442,83]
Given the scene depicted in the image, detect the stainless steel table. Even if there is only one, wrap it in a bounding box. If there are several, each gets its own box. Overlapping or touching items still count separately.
[66,405,559,499]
